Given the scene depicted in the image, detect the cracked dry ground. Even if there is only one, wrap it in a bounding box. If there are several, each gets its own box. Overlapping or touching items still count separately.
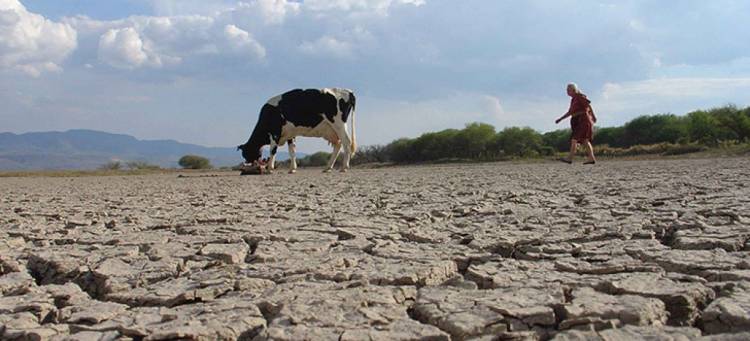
[1,158,749,340]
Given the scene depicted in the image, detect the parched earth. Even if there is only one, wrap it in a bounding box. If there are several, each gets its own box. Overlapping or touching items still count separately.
[1,158,749,340]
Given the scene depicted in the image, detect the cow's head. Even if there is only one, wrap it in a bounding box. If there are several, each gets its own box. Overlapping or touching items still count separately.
[237,143,262,164]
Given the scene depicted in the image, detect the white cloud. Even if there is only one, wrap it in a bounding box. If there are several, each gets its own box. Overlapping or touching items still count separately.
[80,14,267,69]
[0,0,77,76]
[61,0,424,71]
[482,95,505,121]
[299,35,353,59]
[98,27,148,68]
[602,78,750,101]
[223,24,266,58]
[298,25,375,59]
[98,27,180,69]
[140,0,424,18]
[236,0,301,25]
[303,0,425,15]
[143,0,235,16]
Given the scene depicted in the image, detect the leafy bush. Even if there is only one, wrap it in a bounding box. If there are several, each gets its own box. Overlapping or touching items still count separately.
[99,161,122,170]
[351,145,390,165]
[454,123,495,159]
[595,126,626,148]
[492,127,543,158]
[623,114,688,146]
[297,152,332,167]
[126,161,161,170]
[178,155,212,169]
[386,138,418,163]
[542,129,571,152]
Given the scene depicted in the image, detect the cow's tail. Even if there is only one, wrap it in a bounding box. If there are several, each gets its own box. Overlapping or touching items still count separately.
[349,93,357,155]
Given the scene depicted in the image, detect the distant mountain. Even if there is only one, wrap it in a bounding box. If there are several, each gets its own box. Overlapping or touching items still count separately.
[0,129,299,170]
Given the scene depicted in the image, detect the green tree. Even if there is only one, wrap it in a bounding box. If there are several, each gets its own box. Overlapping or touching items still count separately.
[623,114,687,146]
[492,127,543,157]
[454,122,496,159]
[542,129,571,152]
[386,138,417,163]
[708,105,749,141]
[351,145,389,165]
[595,126,626,148]
[411,129,459,161]
[178,155,212,169]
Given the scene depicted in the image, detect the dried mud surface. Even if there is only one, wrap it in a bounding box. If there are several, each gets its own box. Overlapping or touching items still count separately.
[1,158,749,340]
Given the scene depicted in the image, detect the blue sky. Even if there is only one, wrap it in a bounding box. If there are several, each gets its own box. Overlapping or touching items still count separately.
[2,0,750,152]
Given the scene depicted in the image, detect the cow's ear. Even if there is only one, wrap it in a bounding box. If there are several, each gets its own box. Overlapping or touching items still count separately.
[236,144,244,151]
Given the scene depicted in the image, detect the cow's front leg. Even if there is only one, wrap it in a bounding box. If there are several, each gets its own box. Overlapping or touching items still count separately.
[267,145,278,172]
[288,139,297,174]
[323,142,341,173]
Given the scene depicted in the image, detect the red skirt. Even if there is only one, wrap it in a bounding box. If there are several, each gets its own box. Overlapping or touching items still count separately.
[571,115,593,142]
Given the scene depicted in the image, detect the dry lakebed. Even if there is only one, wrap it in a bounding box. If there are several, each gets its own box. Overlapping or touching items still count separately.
[1,158,749,340]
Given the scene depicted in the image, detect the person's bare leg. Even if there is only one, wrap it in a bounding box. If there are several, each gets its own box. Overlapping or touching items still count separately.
[568,139,578,162]
[584,140,596,163]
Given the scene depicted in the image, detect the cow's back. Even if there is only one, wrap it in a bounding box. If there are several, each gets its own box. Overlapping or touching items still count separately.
[272,89,332,125]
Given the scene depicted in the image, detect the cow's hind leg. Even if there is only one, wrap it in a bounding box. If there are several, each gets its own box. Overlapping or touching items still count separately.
[268,145,278,172]
[288,139,297,174]
[323,142,341,173]
[333,128,353,172]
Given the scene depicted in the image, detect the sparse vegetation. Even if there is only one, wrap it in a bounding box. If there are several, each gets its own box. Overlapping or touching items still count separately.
[594,143,709,157]
[297,151,332,167]
[178,155,212,169]
[99,161,123,170]
[126,161,161,170]
[348,104,750,165]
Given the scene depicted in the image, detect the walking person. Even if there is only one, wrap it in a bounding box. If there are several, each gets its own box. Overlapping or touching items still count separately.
[555,83,597,164]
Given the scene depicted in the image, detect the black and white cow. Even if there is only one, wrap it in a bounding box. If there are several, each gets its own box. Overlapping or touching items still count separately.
[237,88,357,173]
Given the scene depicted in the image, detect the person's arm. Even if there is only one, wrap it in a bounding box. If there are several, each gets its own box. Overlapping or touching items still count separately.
[556,110,586,123]
[555,111,572,124]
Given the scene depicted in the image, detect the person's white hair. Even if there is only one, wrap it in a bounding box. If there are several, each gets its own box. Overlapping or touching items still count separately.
[567,82,580,94]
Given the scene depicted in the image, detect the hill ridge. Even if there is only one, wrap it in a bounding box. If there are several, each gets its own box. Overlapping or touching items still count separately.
[0,129,294,170]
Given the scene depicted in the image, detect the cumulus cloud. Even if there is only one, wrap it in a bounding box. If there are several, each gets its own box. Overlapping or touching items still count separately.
[303,0,425,14]
[235,0,301,25]
[223,24,266,58]
[80,14,266,69]
[98,27,147,68]
[482,95,505,119]
[98,27,180,69]
[298,25,375,60]
[72,0,421,70]
[0,0,77,76]
[142,0,236,16]
[602,78,750,101]
[299,35,353,59]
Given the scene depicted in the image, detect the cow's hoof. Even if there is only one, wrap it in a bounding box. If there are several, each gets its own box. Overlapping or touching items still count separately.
[322,169,333,173]
[289,169,297,174]
[339,168,349,173]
